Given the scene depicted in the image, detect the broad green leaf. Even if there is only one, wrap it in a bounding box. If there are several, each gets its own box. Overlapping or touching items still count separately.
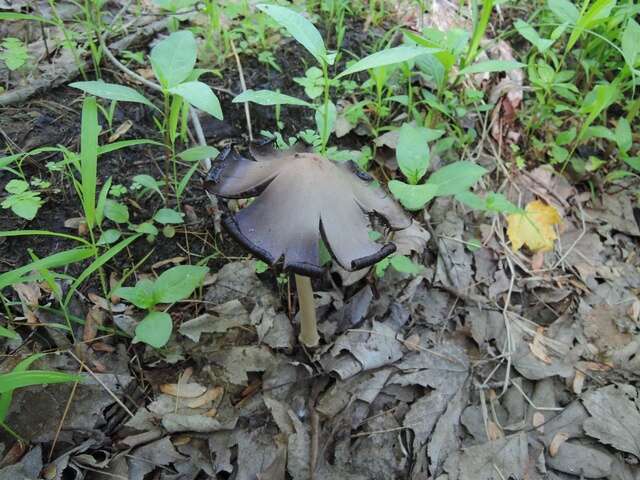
[425,161,487,196]
[97,229,121,245]
[115,278,156,309]
[257,4,327,64]
[4,193,42,220]
[153,265,208,304]
[150,30,197,88]
[336,46,433,79]
[459,60,525,75]
[133,311,172,348]
[622,18,640,67]
[104,199,129,224]
[169,81,223,120]
[178,145,220,162]
[233,89,312,107]
[0,371,81,393]
[390,255,423,274]
[556,127,577,145]
[388,180,438,210]
[514,20,554,52]
[616,118,632,154]
[547,0,579,23]
[69,81,155,108]
[456,191,521,214]
[133,174,163,197]
[154,208,184,224]
[133,223,158,236]
[579,83,618,141]
[396,123,431,184]
[623,156,640,172]
[95,176,112,227]
[5,179,28,194]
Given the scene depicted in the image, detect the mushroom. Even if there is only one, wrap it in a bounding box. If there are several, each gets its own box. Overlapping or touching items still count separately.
[205,142,410,347]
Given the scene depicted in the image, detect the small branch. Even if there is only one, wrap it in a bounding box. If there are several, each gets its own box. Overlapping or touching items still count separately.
[229,38,253,141]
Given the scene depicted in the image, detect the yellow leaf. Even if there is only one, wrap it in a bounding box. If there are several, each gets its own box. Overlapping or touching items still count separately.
[507,200,561,252]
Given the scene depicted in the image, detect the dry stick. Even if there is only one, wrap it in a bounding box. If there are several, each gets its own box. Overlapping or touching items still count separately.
[229,38,253,141]
[48,364,83,461]
[0,17,168,106]
[295,275,320,348]
[67,349,135,418]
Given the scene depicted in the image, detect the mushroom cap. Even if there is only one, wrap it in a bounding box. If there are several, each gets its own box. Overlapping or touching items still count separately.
[205,143,411,277]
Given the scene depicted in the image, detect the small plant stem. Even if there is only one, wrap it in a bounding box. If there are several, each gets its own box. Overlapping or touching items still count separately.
[321,60,330,154]
[295,274,319,348]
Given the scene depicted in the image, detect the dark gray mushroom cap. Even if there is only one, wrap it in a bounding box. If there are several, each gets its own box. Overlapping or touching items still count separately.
[205,144,410,277]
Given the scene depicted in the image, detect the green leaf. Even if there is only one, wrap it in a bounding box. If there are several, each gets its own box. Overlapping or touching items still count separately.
[2,191,42,220]
[556,127,576,145]
[98,139,164,155]
[233,89,312,107]
[133,222,159,236]
[257,4,327,65]
[0,37,29,70]
[388,180,438,210]
[0,371,80,394]
[514,20,554,52]
[69,81,155,108]
[133,311,172,348]
[97,229,121,245]
[623,156,640,172]
[80,96,99,228]
[150,30,197,88]
[456,191,521,214]
[459,60,525,75]
[5,179,28,194]
[616,118,632,154]
[622,18,640,67]
[396,123,431,184]
[133,174,163,197]
[153,265,208,304]
[426,161,486,196]
[255,260,269,273]
[0,326,18,340]
[336,46,433,79]
[115,278,156,309]
[104,199,129,224]
[547,0,579,23]
[390,255,423,274]
[375,257,391,277]
[0,247,94,291]
[178,145,220,162]
[169,81,223,120]
[154,208,184,224]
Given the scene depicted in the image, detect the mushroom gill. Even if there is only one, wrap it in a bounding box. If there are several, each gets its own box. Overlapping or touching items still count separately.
[205,143,410,276]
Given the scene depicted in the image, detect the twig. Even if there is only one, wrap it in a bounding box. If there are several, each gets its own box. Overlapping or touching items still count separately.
[67,349,135,417]
[229,38,253,141]
[48,364,83,461]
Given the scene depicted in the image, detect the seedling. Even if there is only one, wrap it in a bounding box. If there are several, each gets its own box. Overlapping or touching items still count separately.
[205,142,410,347]
[1,179,44,221]
[115,265,208,348]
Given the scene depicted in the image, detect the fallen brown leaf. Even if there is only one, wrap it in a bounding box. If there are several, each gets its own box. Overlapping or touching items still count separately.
[549,432,569,457]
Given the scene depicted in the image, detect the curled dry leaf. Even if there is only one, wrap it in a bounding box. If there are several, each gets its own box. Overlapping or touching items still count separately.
[487,420,504,441]
[572,370,586,395]
[13,282,41,325]
[404,334,421,352]
[532,412,545,432]
[549,432,570,457]
[108,120,133,143]
[187,386,224,409]
[83,306,104,344]
[160,383,207,398]
[528,327,552,365]
[507,200,562,253]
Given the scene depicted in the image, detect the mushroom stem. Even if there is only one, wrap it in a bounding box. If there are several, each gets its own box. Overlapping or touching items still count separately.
[295,274,319,348]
